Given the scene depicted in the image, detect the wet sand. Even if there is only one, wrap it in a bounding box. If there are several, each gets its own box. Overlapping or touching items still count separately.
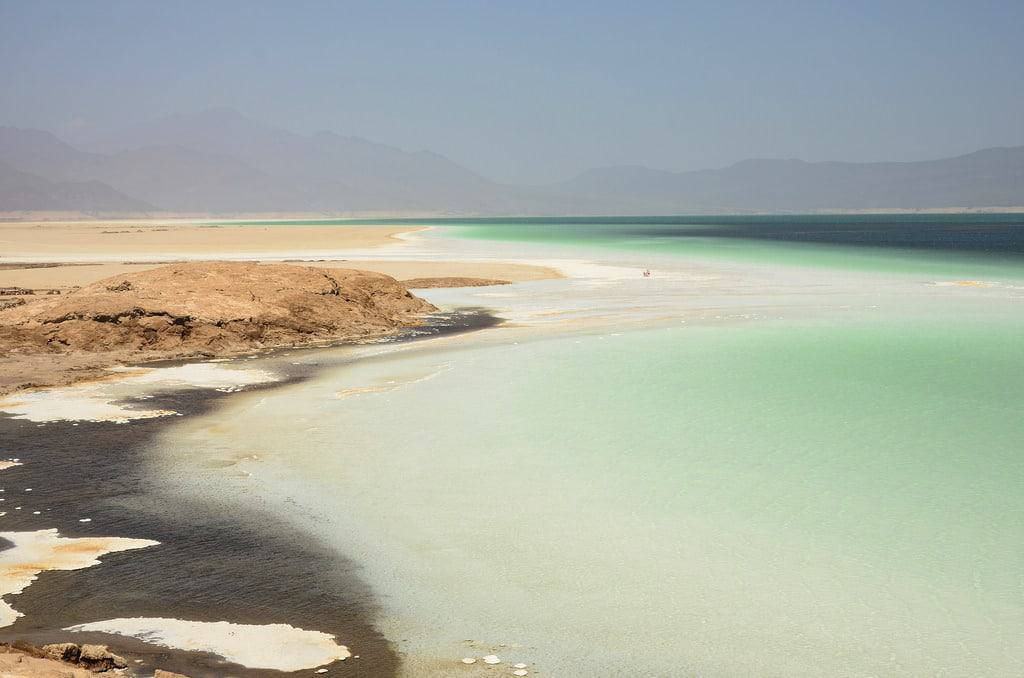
[0,311,500,677]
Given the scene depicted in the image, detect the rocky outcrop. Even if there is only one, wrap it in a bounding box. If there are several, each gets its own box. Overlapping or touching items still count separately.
[0,642,127,676]
[0,287,38,310]
[0,262,437,394]
[40,642,127,671]
[78,644,128,672]
[2,641,193,676]
[40,642,80,662]
[1,262,437,354]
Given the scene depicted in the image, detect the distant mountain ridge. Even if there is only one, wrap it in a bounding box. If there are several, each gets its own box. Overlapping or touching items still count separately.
[1,109,1022,214]
[560,147,1024,212]
[0,159,153,212]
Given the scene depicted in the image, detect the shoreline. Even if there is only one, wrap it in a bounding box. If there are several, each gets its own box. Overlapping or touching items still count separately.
[0,262,440,398]
[0,262,557,398]
[0,309,501,677]
[0,217,563,399]
[0,258,563,290]
[0,373,388,677]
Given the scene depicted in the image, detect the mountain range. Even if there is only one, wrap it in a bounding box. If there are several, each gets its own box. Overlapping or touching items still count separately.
[1,109,1022,215]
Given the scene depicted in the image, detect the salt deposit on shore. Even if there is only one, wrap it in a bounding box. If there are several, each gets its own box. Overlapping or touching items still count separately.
[0,529,159,627]
[67,617,351,671]
[0,363,277,423]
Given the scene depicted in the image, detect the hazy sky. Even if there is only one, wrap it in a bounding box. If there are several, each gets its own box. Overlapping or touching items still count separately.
[1,0,1022,184]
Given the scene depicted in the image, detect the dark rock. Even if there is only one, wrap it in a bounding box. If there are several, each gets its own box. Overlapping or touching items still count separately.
[105,280,134,292]
[41,643,80,663]
[78,644,127,671]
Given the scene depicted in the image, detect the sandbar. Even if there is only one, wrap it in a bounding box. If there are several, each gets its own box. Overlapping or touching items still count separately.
[0,219,416,261]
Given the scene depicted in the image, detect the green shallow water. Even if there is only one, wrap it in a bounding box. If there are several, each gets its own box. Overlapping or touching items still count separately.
[174,214,1024,675]
[152,314,1024,677]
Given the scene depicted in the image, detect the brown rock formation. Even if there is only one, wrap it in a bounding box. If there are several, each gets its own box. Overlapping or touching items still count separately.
[78,644,127,672]
[41,642,80,662]
[0,262,437,394]
[0,643,119,676]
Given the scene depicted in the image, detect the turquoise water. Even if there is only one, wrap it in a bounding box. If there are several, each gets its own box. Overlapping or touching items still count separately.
[151,315,1024,676]
[214,213,1024,279]
[164,216,1023,675]
[443,215,1024,280]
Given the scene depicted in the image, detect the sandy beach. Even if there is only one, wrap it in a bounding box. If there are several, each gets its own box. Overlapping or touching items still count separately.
[0,219,562,290]
[0,220,415,260]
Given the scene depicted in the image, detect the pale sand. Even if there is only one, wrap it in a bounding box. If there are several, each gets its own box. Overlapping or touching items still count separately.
[0,259,561,289]
[0,218,562,286]
[0,220,417,261]
[0,363,279,423]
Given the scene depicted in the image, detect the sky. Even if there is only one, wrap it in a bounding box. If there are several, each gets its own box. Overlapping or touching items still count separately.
[1,0,1022,184]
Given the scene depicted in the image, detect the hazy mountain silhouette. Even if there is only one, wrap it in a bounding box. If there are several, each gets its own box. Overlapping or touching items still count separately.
[560,147,1024,212]
[1,110,1022,213]
[0,125,314,212]
[0,159,153,212]
[79,109,511,211]
[86,108,487,187]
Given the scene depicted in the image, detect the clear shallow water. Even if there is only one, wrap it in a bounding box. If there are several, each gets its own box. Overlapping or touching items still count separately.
[172,216,1023,675]
[152,316,1024,677]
